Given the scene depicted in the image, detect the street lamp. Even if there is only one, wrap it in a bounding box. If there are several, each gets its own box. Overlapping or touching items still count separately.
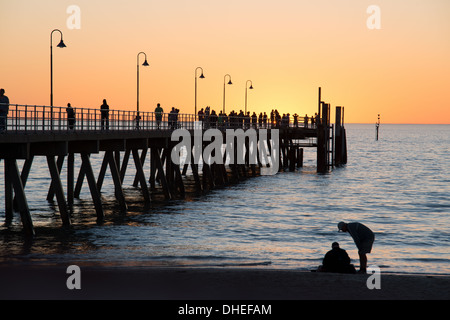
[136,51,149,129]
[50,29,66,130]
[222,74,232,114]
[195,67,205,117]
[245,80,253,114]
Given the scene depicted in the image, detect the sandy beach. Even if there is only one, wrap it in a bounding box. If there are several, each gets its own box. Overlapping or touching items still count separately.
[0,264,448,300]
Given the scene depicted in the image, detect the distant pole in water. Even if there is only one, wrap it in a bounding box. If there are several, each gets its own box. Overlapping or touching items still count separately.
[375,114,380,141]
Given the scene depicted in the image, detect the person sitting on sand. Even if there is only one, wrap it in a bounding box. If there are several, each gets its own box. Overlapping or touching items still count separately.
[338,221,375,274]
[317,242,356,274]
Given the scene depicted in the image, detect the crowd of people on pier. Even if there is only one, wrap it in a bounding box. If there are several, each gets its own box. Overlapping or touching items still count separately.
[0,88,319,132]
[195,106,318,130]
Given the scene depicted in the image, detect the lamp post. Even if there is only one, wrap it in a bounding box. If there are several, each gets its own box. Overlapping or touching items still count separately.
[195,67,205,118]
[245,80,253,114]
[136,52,149,129]
[50,29,66,130]
[222,74,232,114]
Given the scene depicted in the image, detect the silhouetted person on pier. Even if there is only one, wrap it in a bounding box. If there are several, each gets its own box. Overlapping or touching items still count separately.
[168,107,175,129]
[275,110,281,127]
[174,108,179,128]
[245,112,251,129]
[282,114,289,127]
[168,107,180,130]
[251,112,257,128]
[198,108,204,121]
[293,113,299,127]
[338,221,375,274]
[204,106,210,128]
[209,109,217,128]
[100,99,109,130]
[304,114,309,128]
[66,103,76,130]
[317,242,356,274]
[0,88,10,133]
[238,110,244,128]
[155,103,163,129]
[263,112,267,128]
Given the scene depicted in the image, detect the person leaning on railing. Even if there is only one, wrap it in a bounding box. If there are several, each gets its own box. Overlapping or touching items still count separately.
[0,88,10,133]
[66,103,76,130]
[155,103,163,129]
[100,99,110,130]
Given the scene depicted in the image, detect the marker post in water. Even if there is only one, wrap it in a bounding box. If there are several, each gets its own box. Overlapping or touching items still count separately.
[376,114,380,141]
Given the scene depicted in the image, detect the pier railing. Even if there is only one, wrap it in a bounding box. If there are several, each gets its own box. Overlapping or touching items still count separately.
[0,103,316,133]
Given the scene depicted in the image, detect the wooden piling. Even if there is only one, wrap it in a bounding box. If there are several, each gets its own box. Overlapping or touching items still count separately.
[4,160,13,224]
[5,159,34,236]
[132,148,147,188]
[80,153,104,222]
[46,155,71,226]
[13,156,34,211]
[131,148,151,204]
[96,153,108,192]
[120,149,131,183]
[335,106,343,166]
[46,155,65,201]
[105,151,128,211]
[152,147,171,200]
[67,152,74,207]
[317,102,329,173]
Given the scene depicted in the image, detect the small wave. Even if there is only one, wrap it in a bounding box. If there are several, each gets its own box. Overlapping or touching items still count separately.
[403,258,450,263]
[191,261,273,268]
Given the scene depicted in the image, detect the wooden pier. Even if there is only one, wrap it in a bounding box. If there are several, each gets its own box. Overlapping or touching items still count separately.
[0,90,346,236]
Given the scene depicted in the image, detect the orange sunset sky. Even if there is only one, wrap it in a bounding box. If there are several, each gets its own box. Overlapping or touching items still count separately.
[1,0,449,124]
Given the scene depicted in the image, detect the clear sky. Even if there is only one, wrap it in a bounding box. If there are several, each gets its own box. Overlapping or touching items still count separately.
[1,0,449,124]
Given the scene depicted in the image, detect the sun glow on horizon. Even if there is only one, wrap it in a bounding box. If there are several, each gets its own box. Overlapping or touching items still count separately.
[1,0,449,124]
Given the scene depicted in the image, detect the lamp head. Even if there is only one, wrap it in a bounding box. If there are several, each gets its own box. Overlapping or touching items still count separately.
[57,40,66,48]
[142,59,149,66]
[249,85,253,89]
[228,80,232,85]
[199,73,205,79]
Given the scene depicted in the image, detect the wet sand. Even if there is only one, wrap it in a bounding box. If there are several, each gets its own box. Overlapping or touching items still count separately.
[1,264,449,300]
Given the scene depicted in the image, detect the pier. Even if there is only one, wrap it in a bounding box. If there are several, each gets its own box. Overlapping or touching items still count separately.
[0,89,347,236]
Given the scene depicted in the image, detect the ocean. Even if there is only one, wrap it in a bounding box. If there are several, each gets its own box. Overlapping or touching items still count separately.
[1,124,449,275]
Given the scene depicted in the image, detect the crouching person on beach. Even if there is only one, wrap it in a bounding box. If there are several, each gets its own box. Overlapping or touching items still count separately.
[317,242,356,274]
[338,221,375,274]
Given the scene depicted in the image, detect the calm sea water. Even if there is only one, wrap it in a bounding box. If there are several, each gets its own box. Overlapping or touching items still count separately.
[1,124,449,275]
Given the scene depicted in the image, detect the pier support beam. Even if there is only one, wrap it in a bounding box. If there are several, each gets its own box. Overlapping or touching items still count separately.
[132,148,147,188]
[67,152,74,207]
[317,102,330,174]
[5,159,34,236]
[105,151,128,212]
[80,153,105,222]
[4,160,13,224]
[131,148,151,204]
[335,107,343,167]
[151,147,171,200]
[46,155,71,226]
[47,155,65,201]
